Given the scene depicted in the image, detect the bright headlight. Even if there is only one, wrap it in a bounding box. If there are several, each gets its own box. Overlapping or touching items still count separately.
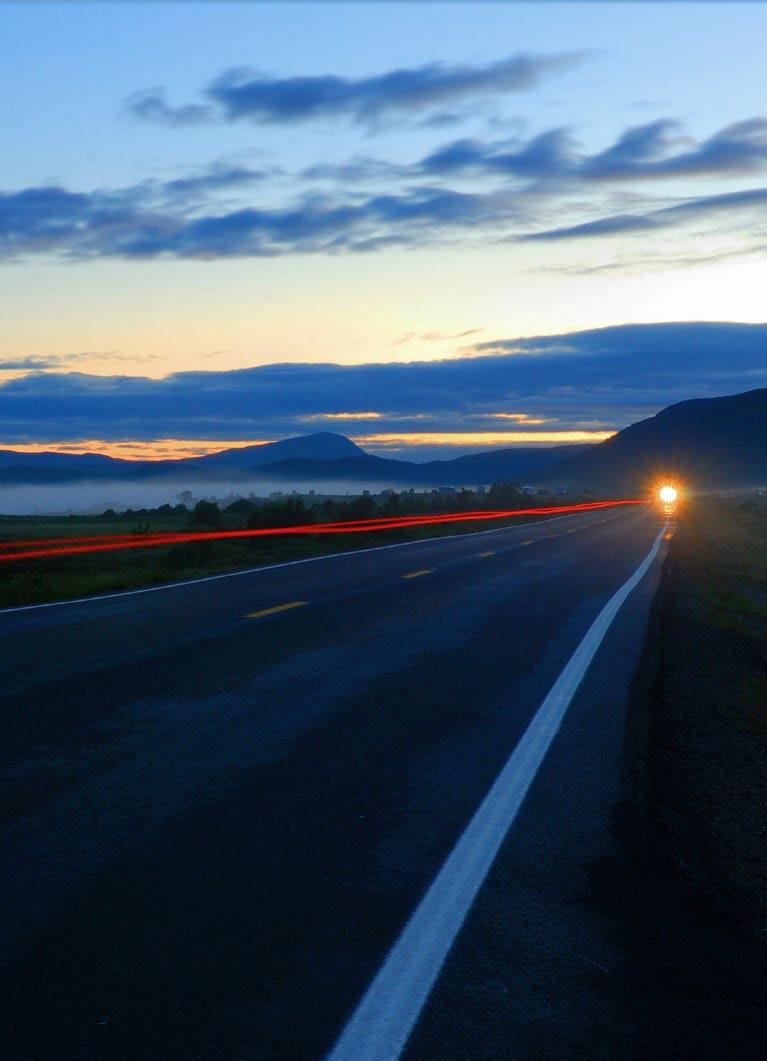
[659,485,678,504]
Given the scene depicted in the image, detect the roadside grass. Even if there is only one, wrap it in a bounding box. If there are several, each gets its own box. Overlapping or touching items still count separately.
[652,494,767,928]
[0,510,559,609]
[690,500,767,637]
[582,500,767,1060]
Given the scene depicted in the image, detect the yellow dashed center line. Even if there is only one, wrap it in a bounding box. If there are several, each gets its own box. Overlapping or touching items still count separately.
[402,569,433,580]
[477,551,496,558]
[247,600,307,620]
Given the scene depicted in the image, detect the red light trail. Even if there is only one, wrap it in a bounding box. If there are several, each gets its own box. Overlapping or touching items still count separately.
[0,500,645,564]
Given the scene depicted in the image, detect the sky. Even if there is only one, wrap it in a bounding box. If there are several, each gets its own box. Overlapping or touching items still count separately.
[1,2,766,460]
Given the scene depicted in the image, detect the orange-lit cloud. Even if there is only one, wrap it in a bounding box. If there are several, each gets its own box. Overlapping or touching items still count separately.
[353,430,615,447]
[302,411,383,421]
[476,413,549,424]
[4,438,272,461]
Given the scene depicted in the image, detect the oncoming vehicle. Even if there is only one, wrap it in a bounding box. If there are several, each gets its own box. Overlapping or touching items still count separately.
[658,484,678,518]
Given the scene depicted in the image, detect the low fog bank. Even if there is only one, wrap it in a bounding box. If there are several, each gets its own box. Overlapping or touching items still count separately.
[0,478,425,516]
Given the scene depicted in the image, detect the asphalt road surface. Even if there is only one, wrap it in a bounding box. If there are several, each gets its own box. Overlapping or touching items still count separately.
[0,505,669,1060]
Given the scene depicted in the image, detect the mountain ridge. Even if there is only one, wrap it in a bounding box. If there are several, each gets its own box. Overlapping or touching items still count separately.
[0,435,593,487]
[540,387,767,488]
[4,386,767,491]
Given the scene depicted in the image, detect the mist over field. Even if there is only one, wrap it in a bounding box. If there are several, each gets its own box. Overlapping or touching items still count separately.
[0,478,416,516]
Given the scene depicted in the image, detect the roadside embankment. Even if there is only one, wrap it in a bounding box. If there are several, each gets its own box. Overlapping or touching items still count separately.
[591,497,767,1056]
[644,497,767,930]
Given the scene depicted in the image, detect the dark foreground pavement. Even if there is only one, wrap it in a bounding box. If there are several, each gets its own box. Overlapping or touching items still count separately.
[0,506,668,1059]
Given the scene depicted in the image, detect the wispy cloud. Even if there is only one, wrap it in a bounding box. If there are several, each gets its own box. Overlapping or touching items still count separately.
[420,118,767,183]
[519,185,767,241]
[0,182,528,261]
[127,53,584,128]
[390,328,484,347]
[2,115,766,263]
[0,356,65,371]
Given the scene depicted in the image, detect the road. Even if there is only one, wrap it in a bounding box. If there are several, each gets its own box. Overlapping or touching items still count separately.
[0,505,668,1060]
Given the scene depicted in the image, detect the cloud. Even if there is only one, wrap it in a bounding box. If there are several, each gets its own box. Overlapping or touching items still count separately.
[0,180,529,261]
[0,356,64,371]
[159,164,271,200]
[3,171,763,263]
[2,323,766,447]
[419,118,767,183]
[302,412,383,422]
[125,89,213,127]
[127,53,583,128]
[2,115,766,263]
[390,328,484,346]
[421,129,576,180]
[520,213,662,241]
[519,185,767,241]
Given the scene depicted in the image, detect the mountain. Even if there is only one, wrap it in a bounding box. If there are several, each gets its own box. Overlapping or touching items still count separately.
[5,388,767,494]
[410,444,591,485]
[0,433,593,487]
[192,432,364,468]
[543,388,767,489]
[0,449,131,483]
[122,432,367,480]
[0,434,366,484]
[227,444,594,486]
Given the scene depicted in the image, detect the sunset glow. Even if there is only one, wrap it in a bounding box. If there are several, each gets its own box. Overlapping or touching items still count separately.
[1,3,765,455]
[353,431,616,448]
[1,439,274,461]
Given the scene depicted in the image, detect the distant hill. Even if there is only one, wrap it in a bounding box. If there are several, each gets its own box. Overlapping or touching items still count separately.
[10,385,767,494]
[0,450,130,483]
[123,432,367,480]
[192,431,364,468]
[0,433,594,487]
[234,443,594,486]
[543,388,767,490]
[411,444,591,485]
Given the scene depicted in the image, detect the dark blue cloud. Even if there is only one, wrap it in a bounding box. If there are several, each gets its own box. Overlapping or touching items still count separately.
[2,324,766,446]
[0,181,524,261]
[419,118,767,183]
[421,129,575,180]
[2,172,764,262]
[0,356,63,371]
[128,54,583,128]
[2,116,766,262]
[160,165,271,200]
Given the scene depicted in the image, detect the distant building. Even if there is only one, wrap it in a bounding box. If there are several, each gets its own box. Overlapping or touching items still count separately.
[437,485,456,493]
[555,485,568,496]
[522,485,536,496]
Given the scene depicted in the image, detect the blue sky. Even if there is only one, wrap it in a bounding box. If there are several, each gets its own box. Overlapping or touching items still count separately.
[1,2,766,458]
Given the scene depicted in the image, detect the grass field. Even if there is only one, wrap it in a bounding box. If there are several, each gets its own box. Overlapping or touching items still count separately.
[649,495,767,928]
[0,507,563,609]
[572,495,767,1057]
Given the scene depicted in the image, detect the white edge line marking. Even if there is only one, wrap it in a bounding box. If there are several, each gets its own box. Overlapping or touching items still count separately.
[0,508,633,616]
[327,522,667,1061]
